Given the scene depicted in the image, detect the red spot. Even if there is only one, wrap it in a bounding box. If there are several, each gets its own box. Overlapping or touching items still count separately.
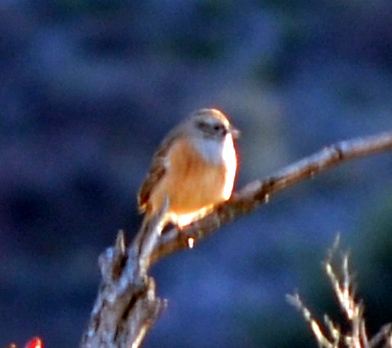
[24,337,43,348]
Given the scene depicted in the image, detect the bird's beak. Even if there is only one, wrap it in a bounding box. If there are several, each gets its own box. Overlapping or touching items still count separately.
[229,126,240,139]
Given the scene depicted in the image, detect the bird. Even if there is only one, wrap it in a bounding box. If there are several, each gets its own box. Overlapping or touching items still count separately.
[137,108,239,234]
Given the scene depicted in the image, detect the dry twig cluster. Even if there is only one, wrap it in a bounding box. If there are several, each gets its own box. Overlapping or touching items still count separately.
[288,239,392,348]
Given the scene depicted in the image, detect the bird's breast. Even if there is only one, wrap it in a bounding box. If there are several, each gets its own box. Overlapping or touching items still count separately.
[147,136,237,218]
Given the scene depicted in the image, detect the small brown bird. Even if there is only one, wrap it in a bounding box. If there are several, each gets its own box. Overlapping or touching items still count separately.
[138,108,239,232]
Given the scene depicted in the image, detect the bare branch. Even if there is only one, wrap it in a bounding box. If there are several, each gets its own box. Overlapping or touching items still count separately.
[152,131,392,263]
[81,131,392,347]
[81,210,168,347]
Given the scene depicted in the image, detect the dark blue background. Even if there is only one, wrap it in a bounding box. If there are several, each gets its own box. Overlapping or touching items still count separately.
[1,1,392,346]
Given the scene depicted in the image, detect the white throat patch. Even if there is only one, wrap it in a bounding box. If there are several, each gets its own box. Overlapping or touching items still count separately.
[192,137,225,165]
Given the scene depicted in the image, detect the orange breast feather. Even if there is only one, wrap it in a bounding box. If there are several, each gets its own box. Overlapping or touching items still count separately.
[148,138,227,216]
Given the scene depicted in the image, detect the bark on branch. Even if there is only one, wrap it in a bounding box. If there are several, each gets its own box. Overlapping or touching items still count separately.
[80,131,392,348]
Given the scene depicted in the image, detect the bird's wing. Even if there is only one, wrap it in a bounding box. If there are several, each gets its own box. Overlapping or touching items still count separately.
[137,132,177,213]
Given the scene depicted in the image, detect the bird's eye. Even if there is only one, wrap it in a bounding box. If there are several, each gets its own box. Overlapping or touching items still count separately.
[213,124,227,134]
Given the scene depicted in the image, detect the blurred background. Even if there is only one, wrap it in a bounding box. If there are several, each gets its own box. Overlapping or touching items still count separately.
[1,0,392,346]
